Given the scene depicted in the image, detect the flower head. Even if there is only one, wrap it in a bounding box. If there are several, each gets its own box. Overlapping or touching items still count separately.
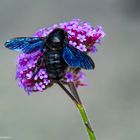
[15,19,105,94]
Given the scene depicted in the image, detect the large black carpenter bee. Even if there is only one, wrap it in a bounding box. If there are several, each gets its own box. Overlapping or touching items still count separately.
[5,28,95,81]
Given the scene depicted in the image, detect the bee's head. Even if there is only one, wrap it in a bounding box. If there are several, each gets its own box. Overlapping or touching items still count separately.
[46,28,68,50]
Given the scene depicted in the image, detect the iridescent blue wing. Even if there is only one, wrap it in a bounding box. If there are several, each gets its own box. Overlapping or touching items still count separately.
[62,45,95,69]
[4,37,45,54]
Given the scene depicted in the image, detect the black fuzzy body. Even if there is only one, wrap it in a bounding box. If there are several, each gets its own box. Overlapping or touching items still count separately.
[44,50,68,80]
[43,28,68,80]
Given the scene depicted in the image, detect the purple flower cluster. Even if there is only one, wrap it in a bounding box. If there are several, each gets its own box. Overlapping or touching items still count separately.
[34,19,105,53]
[16,19,105,94]
[16,52,51,94]
[64,71,87,87]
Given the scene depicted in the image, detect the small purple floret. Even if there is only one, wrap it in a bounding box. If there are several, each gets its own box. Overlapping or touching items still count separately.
[65,72,74,82]
[76,44,87,52]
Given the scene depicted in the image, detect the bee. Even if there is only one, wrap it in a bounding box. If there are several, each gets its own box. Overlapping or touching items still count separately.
[4,28,95,81]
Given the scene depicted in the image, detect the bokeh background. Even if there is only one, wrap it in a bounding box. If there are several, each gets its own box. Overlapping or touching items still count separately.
[0,0,140,140]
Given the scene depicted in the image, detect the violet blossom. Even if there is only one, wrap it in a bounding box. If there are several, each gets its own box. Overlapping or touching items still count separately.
[15,19,105,94]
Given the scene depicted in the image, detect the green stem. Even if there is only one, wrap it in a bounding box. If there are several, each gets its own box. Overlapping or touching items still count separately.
[68,82,96,140]
[57,81,96,140]
[76,103,96,140]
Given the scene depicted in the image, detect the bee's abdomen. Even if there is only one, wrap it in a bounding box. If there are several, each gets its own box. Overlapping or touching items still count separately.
[45,50,68,80]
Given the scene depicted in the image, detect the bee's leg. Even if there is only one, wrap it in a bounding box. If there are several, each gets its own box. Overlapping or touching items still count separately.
[32,56,45,78]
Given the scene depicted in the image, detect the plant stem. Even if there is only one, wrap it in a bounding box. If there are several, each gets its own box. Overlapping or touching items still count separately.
[76,103,96,140]
[57,81,96,140]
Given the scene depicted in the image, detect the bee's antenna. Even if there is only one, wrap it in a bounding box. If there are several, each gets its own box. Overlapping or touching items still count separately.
[67,32,73,38]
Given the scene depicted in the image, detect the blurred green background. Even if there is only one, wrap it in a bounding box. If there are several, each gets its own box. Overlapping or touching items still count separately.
[0,0,140,140]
